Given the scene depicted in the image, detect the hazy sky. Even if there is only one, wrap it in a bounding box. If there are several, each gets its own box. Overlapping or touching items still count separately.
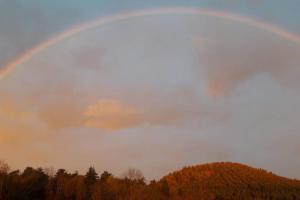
[0,0,300,180]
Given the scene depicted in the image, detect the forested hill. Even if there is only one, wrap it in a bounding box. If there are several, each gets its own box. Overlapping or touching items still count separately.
[161,162,300,199]
[0,161,300,200]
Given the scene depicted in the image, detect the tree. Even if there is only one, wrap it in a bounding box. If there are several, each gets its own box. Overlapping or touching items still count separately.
[52,168,69,200]
[160,179,170,198]
[85,167,99,184]
[55,169,68,177]
[43,167,55,178]
[20,167,48,200]
[85,167,99,199]
[0,160,10,199]
[124,168,144,181]
[6,170,21,200]
[100,171,112,182]
[0,160,10,174]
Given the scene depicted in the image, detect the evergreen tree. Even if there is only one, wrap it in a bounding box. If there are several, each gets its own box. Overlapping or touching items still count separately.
[85,167,99,199]
[85,167,99,184]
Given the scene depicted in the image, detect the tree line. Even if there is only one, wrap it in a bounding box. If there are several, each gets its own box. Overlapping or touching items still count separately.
[0,160,168,200]
[1,160,300,200]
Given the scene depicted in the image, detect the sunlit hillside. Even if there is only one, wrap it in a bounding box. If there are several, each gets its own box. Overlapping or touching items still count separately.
[1,161,300,200]
[162,162,300,199]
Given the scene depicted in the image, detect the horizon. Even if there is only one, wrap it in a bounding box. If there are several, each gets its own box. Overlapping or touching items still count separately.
[1,160,297,181]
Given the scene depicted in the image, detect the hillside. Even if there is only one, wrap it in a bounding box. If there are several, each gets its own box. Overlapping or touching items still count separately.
[1,161,300,199]
[161,162,300,200]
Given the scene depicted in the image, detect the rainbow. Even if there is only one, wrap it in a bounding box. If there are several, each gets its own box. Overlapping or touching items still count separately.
[1,7,300,80]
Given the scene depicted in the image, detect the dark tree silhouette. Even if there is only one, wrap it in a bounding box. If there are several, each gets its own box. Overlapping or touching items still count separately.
[85,167,99,184]
[0,161,300,200]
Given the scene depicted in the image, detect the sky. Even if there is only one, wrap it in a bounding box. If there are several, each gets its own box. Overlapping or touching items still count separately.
[0,0,300,180]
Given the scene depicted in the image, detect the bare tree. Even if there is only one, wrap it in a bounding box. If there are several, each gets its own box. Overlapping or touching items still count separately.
[124,168,144,181]
[0,160,10,198]
[0,160,10,174]
[43,167,55,178]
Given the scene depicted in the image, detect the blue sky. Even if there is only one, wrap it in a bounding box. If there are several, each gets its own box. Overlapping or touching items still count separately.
[0,0,300,68]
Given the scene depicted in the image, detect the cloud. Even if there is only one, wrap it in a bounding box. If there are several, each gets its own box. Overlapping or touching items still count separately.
[198,31,300,96]
[38,98,84,130]
[82,96,218,131]
[83,99,141,130]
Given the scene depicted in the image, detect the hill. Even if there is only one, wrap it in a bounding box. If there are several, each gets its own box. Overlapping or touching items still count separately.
[1,161,300,199]
[160,162,300,200]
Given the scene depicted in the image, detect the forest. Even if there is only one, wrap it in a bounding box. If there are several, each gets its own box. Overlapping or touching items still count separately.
[0,160,300,200]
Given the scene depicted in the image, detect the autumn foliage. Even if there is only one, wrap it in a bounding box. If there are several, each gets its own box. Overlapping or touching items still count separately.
[0,161,300,200]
